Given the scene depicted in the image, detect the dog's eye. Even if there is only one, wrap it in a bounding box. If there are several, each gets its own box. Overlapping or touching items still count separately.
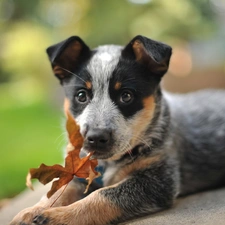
[76,90,89,103]
[120,90,134,104]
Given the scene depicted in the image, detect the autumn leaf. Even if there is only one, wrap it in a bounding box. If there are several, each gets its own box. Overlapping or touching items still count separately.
[66,110,84,151]
[26,111,100,198]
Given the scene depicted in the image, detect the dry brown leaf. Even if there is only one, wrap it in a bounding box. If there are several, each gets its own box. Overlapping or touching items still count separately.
[26,111,100,198]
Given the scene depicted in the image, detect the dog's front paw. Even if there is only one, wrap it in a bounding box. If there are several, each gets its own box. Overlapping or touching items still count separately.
[9,206,45,225]
[32,207,72,225]
[32,215,49,225]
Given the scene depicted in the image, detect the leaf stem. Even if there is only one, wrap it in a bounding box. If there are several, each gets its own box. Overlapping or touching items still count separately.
[50,183,69,207]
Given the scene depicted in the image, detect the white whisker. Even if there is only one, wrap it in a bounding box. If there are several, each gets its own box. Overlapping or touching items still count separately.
[54,132,67,144]
[59,66,87,84]
[54,132,67,151]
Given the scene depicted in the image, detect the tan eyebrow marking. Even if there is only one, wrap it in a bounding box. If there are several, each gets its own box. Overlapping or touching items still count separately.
[115,82,121,90]
[86,81,92,89]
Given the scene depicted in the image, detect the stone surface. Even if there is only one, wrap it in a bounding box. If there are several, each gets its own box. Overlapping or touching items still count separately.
[1,184,225,225]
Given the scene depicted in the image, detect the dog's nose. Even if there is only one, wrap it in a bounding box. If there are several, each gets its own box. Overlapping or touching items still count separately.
[86,128,111,150]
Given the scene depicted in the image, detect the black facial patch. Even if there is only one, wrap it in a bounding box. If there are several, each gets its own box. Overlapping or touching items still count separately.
[63,67,93,117]
[109,58,159,118]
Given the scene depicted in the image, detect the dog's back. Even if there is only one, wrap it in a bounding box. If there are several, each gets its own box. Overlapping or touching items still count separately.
[165,90,225,195]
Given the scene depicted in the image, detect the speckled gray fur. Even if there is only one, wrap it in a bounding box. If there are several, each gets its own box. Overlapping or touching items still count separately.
[43,35,225,224]
[164,90,225,195]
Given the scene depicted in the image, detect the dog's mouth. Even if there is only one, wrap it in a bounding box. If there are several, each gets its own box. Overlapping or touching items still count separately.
[84,148,115,160]
[92,152,114,160]
[83,144,137,161]
[82,140,117,160]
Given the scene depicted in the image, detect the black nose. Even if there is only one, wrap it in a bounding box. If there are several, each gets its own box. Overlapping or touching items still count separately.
[86,128,111,150]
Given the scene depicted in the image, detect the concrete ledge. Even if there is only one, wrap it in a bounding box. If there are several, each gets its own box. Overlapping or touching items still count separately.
[125,188,225,225]
[1,184,225,225]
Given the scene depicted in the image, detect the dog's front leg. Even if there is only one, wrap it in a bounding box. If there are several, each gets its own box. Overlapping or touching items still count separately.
[32,163,178,225]
[9,179,92,225]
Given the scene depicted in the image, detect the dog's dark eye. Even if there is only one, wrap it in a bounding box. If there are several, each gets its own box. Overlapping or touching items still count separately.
[120,90,134,104]
[76,89,89,103]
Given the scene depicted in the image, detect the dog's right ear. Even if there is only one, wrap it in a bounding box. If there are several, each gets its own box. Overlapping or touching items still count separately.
[46,36,91,84]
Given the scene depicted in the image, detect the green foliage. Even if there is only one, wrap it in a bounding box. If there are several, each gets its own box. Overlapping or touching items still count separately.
[0,102,64,199]
[0,0,218,85]
[0,0,220,199]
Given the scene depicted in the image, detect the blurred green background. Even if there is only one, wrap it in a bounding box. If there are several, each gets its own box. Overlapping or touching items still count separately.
[0,0,225,202]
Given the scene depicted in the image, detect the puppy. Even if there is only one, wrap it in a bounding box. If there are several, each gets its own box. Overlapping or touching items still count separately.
[10,35,225,225]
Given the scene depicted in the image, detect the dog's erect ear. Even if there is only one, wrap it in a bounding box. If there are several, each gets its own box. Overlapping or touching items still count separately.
[122,35,172,77]
[46,36,91,83]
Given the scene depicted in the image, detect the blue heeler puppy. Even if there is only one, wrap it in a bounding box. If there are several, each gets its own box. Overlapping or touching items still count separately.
[10,35,225,225]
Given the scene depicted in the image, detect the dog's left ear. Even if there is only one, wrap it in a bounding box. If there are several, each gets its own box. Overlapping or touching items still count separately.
[46,36,91,84]
[122,35,172,77]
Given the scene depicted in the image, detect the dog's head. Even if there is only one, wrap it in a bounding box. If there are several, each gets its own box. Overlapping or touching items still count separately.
[46,35,172,160]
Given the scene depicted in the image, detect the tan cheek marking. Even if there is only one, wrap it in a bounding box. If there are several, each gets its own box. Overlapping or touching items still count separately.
[108,154,162,185]
[72,185,122,224]
[64,98,78,153]
[64,98,70,116]
[86,81,92,89]
[130,95,155,146]
[115,82,121,90]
